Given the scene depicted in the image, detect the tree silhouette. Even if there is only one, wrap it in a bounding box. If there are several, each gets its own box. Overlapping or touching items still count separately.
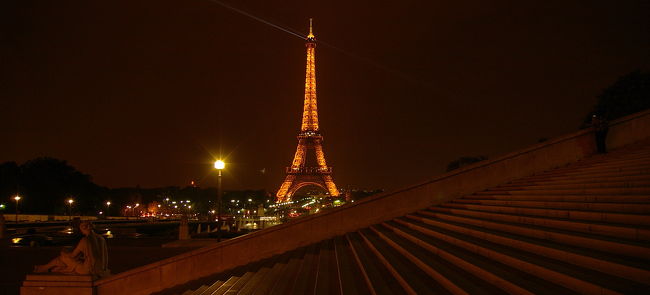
[582,70,650,127]
[446,156,488,172]
[0,161,20,206]
[9,157,103,214]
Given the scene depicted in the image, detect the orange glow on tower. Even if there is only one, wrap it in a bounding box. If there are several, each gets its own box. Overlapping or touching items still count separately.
[276,19,340,203]
[301,18,319,132]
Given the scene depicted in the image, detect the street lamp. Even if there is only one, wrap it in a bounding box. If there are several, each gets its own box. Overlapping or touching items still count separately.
[13,195,21,223]
[105,201,111,218]
[214,160,225,242]
[67,199,74,221]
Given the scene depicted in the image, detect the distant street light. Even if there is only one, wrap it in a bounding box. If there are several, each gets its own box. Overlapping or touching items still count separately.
[13,195,21,223]
[67,199,74,221]
[214,160,225,242]
[105,201,111,218]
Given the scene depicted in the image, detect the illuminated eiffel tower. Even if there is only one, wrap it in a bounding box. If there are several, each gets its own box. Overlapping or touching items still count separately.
[276,19,340,203]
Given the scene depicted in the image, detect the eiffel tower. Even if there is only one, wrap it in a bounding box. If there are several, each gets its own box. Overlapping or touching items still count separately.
[276,19,340,203]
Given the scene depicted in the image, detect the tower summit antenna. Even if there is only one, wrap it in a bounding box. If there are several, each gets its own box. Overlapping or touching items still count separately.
[307,18,315,40]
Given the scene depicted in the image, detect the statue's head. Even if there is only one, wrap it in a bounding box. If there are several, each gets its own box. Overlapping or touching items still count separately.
[79,221,94,235]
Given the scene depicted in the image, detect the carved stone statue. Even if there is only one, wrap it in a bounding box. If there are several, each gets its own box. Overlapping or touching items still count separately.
[34,221,110,278]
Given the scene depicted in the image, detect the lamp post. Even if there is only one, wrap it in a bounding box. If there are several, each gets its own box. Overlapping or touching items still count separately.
[67,199,74,221]
[214,160,225,242]
[13,195,21,223]
[105,201,111,218]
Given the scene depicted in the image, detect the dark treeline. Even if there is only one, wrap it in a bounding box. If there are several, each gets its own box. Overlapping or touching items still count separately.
[446,156,488,172]
[0,157,270,215]
[581,70,650,127]
[0,158,102,215]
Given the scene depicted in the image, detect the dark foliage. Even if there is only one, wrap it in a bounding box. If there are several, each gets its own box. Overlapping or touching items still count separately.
[582,70,650,128]
[0,157,105,214]
[348,189,384,202]
[446,156,488,172]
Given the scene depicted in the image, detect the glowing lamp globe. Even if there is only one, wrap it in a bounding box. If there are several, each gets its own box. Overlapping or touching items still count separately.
[214,160,225,170]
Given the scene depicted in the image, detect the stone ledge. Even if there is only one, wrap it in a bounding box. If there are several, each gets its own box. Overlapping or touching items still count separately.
[21,274,95,295]
[20,286,94,295]
[23,281,93,287]
[25,274,93,282]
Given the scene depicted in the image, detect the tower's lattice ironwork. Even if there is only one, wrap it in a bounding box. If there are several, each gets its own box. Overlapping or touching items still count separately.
[276,19,340,203]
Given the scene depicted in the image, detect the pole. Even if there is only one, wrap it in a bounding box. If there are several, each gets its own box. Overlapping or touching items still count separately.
[217,170,222,242]
[15,200,18,223]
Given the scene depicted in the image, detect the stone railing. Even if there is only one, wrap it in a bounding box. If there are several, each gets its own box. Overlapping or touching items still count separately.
[21,109,650,295]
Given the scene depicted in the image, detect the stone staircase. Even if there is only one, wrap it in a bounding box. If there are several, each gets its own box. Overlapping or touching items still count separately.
[162,144,650,295]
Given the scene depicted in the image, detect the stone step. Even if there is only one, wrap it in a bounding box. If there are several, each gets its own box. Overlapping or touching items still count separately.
[476,187,650,195]
[465,194,650,203]
[439,202,650,226]
[211,276,240,295]
[394,216,649,294]
[384,220,580,295]
[540,152,650,170]
[525,167,650,180]
[236,267,270,295]
[332,236,372,295]
[452,198,650,214]
[249,261,288,295]
[514,170,650,184]
[395,216,650,285]
[190,285,208,295]
[346,232,405,294]
[250,255,289,295]
[314,239,341,295]
[557,155,649,171]
[554,158,650,172]
[529,163,644,179]
[268,247,307,295]
[417,210,650,255]
[196,280,223,295]
[286,243,320,294]
[494,180,650,191]
[357,228,447,294]
[506,174,650,186]
[369,224,506,295]
[224,271,253,294]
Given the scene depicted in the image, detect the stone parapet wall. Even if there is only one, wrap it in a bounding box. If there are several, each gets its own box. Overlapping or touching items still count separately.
[607,109,650,150]
[28,109,650,295]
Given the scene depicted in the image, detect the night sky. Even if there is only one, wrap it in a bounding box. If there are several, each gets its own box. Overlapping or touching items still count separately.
[1,0,649,192]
